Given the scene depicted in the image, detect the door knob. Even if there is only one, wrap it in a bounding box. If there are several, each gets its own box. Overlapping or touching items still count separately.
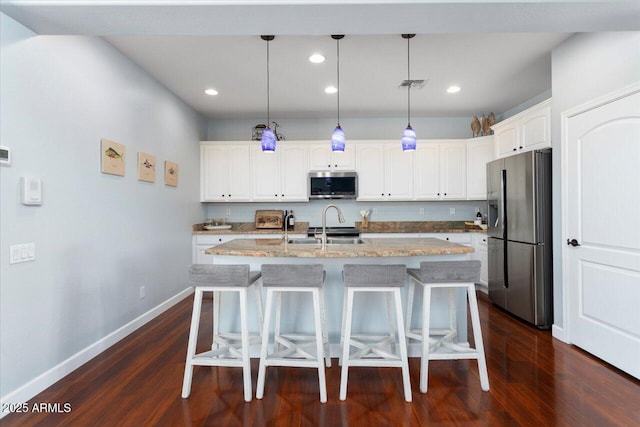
[566,238,580,247]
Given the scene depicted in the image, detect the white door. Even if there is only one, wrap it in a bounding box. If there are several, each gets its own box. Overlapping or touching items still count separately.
[440,142,467,199]
[565,87,640,379]
[280,144,309,201]
[414,143,440,200]
[384,143,414,200]
[226,144,252,201]
[355,144,385,200]
[200,145,226,201]
[251,145,280,201]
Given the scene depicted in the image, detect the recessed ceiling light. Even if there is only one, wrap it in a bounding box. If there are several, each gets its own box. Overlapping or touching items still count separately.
[446,85,461,94]
[325,86,337,94]
[204,88,218,96]
[309,54,325,64]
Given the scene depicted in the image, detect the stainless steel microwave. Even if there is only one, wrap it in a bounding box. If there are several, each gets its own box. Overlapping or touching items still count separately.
[308,171,358,199]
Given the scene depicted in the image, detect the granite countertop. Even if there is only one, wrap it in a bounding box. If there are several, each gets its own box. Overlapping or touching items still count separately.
[356,221,486,233]
[193,220,485,235]
[193,222,310,235]
[205,237,474,258]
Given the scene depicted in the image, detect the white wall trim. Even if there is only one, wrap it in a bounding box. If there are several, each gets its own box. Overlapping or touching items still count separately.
[552,325,568,343]
[559,81,640,348]
[0,287,194,418]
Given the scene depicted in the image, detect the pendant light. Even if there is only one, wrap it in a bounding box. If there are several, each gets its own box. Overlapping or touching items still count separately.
[401,34,417,152]
[330,35,346,152]
[261,35,276,152]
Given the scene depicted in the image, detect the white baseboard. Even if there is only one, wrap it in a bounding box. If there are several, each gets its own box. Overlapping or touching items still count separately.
[0,287,194,419]
[552,324,568,343]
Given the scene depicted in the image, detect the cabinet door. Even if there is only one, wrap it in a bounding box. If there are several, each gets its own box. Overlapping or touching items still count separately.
[280,144,309,201]
[466,136,494,200]
[521,105,551,151]
[201,145,227,201]
[356,144,385,200]
[195,245,216,264]
[226,144,252,201]
[333,144,356,170]
[495,125,518,158]
[251,145,280,200]
[440,142,467,199]
[414,143,440,200]
[309,144,333,170]
[384,143,414,200]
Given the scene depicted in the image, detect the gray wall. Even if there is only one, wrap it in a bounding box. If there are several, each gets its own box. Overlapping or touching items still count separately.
[0,13,206,398]
[550,31,640,330]
[207,116,474,141]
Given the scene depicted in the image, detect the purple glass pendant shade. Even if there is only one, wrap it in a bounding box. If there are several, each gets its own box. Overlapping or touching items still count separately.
[261,127,276,152]
[331,125,346,152]
[402,125,417,151]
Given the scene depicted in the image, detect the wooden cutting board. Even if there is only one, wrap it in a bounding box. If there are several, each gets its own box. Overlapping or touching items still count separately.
[255,210,284,229]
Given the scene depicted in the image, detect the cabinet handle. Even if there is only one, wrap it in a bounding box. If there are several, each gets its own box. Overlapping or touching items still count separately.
[513,148,517,151]
[446,237,450,241]
[334,164,338,168]
[444,193,447,196]
[328,164,331,168]
[275,194,278,197]
[221,194,225,197]
[281,194,284,197]
[388,193,391,196]
[228,194,231,197]
[519,146,523,149]
[437,192,440,196]
[381,193,384,196]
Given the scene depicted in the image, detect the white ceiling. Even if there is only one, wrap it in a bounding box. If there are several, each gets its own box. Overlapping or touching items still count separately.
[2,1,638,120]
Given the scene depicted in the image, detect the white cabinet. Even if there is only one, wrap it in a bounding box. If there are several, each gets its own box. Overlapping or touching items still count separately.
[356,142,414,201]
[193,235,240,264]
[251,143,309,201]
[466,136,494,200]
[309,142,355,170]
[492,98,552,159]
[414,141,466,200]
[201,142,251,202]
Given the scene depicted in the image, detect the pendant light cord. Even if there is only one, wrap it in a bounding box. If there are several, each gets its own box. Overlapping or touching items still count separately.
[407,35,411,128]
[337,37,340,127]
[266,38,270,126]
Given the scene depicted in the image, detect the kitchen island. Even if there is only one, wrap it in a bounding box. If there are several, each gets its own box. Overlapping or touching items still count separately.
[205,237,474,356]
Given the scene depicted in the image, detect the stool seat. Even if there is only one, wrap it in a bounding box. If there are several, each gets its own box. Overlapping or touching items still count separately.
[256,264,331,403]
[182,264,263,403]
[340,264,412,402]
[406,260,489,394]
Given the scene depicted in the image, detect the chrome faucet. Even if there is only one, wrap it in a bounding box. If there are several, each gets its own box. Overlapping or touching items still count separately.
[316,204,345,250]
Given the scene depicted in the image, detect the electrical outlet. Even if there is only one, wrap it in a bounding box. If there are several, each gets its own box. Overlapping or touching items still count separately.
[139,286,145,299]
[419,207,424,215]
[449,207,456,215]
[225,208,231,216]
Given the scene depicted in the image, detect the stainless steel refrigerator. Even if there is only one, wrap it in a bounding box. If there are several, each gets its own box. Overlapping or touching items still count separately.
[487,150,553,328]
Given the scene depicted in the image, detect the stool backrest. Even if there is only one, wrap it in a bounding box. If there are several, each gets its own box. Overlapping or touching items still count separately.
[188,264,251,286]
[343,264,406,287]
[419,260,480,283]
[261,264,324,287]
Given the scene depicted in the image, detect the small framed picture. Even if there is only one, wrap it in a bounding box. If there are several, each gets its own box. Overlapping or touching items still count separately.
[137,152,156,183]
[101,139,126,176]
[164,161,179,187]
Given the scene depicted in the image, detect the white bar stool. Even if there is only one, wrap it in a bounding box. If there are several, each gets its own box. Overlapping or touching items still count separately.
[406,260,489,393]
[256,264,331,403]
[340,264,412,402]
[181,264,263,403]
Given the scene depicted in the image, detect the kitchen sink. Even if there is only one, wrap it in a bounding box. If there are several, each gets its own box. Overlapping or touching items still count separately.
[286,237,365,245]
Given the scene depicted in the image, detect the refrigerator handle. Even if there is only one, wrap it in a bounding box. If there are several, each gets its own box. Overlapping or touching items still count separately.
[494,217,499,228]
[501,169,507,237]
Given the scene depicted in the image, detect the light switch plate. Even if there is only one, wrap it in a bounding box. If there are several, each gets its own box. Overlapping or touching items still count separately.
[9,243,35,264]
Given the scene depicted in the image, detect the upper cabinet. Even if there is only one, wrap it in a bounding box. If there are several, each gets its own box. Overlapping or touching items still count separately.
[201,142,251,202]
[492,98,552,158]
[251,143,309,202]
[414,141,467,200]
[309,142,356,170]
[466,136,495,200]
[356,142,414,201]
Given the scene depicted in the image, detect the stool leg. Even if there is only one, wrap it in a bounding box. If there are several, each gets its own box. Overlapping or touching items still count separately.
[405,279,415,338]
[339,286,348,367]
[420,285,432,393]
[312,288,328,403]
[254,281,264,333]
[256,288,274,400]
[467,284,490,391]
[274,290,282,354]
[319,287,332,368]
[394,288,412,402]
[239,288,252,402]
[386,292,396,354]
[212,290,220,352]
[339,288,355,401]
[182,289,203,398]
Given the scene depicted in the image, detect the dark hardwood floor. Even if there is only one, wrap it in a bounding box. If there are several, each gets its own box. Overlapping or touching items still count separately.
[3,292,639,426]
